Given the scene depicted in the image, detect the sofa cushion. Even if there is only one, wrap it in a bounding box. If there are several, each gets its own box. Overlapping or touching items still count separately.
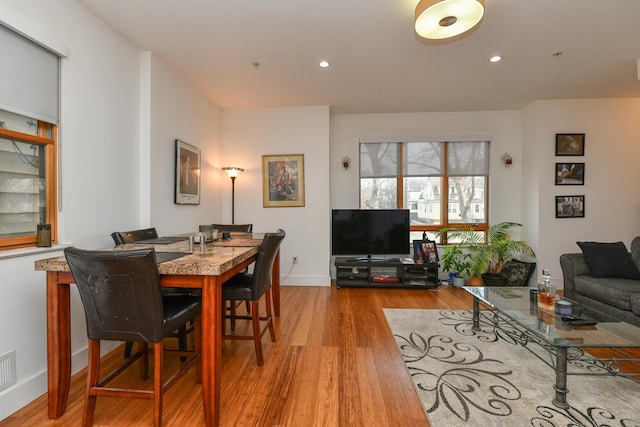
[574,275,640,310]
[630,293,640,316]
[577,241,640,279]
[501,259,536,286]
[631,237,640,271]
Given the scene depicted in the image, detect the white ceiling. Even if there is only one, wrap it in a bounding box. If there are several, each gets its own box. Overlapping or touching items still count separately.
[76,0,640,114]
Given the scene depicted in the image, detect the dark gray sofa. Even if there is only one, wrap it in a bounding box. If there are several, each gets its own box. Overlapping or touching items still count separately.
[560,236,640,327]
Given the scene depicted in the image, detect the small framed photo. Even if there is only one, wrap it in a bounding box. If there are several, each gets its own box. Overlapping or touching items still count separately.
[262,154,305,207]
[175,139,200,205]
[413,239,438,264]
[555,133,585,156]
[555,195,585,218]
[555,163,585,185]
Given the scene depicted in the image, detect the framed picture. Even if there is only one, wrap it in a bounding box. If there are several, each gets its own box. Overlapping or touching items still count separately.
[555,133,585,156]
[555,195,585,218]
[555,162,585,185]
[262,154,305,207]
[175,139,200,205]
[413,239,438,264]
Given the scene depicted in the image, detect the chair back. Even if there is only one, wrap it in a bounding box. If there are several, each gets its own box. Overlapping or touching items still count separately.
[251,229,285,299]
[64,247,165,343]
[212,224,253,233]
[111,227,158,245]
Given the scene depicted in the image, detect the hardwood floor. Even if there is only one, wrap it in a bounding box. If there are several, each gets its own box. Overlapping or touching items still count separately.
[1,285,473,426]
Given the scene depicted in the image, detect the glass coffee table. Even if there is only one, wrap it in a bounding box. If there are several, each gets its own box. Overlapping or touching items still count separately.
[463,286,640,408]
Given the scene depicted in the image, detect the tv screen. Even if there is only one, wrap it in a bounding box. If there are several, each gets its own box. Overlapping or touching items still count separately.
[331,209,410,257]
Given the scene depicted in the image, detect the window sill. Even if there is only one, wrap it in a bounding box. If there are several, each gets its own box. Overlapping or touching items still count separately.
[0,243,70,261]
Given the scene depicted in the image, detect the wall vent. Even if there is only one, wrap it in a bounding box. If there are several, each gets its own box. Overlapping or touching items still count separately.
[0,350,17,392]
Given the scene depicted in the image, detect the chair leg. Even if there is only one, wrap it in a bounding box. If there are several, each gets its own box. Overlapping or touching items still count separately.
[83,339,101,427]
[230,300,237,331]
[251,300,264,366]
[153,341,163,427]
[178,324,188,362]
[124,341,133,358]
[264,289,276,342]
[139,342,149,380]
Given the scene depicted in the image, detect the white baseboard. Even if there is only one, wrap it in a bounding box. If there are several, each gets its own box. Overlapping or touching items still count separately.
[0,341,119,421]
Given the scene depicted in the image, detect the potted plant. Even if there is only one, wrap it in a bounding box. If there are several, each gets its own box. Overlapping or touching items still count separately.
[438,222,536,286]
[439,244,472,287]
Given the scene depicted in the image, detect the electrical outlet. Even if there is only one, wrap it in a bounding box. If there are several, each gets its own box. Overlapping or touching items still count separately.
[292,256,298,265]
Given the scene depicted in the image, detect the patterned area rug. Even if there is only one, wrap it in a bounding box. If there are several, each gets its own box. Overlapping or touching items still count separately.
[383,309,640,427]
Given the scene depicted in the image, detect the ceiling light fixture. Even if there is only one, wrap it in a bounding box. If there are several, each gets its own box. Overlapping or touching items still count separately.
[489,55,502,63]
[415,0,485,40]
[319,60,330,68]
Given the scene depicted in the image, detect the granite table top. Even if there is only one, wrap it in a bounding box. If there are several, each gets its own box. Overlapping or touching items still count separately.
[34,239,260,276]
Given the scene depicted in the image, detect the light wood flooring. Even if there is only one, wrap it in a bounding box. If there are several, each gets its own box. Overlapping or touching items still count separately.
[1,284,473,426]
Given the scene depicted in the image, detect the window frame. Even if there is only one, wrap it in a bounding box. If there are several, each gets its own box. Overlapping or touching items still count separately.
[0,123,57,250]
[359,141,489,244]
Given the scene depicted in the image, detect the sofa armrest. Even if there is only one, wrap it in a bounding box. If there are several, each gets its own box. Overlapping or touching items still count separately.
[559,253,590,299]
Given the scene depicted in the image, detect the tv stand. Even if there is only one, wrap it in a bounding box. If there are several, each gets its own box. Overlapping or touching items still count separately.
[348,255,387,262]
[334,257,438,289]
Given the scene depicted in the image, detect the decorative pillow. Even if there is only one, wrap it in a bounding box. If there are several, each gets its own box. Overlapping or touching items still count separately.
[576,241,640,279]
[501,259,536,286]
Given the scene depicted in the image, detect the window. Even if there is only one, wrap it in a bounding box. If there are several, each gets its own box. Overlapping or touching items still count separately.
[0,110,57,249]
[0,23,60,250]
[360,141,489,243]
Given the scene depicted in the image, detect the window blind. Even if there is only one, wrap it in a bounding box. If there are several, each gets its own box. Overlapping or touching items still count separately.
[0,24,59,124]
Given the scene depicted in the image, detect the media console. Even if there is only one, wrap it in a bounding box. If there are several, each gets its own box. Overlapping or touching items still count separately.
[334,257,439,289]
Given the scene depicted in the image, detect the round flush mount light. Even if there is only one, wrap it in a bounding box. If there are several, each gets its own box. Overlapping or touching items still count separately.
[489,55,502,63]
[319,60,331,68]
[415,0,485,40]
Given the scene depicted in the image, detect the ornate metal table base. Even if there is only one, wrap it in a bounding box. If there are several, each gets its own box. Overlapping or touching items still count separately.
[471,295,639,409]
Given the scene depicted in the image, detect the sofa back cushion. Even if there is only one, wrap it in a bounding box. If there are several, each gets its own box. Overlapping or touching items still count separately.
[577,241,640,279]
[631,236,640,271]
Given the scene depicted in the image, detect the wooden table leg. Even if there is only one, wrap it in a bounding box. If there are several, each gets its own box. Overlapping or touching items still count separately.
[46,271,72,418]
[272,250,281,316]
[201,275,221,426]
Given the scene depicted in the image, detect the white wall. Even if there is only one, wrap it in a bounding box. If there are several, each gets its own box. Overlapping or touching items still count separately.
[523,98,640,287]
[329,111,524,222]
[221,106,331,286]
[146,52,223,234]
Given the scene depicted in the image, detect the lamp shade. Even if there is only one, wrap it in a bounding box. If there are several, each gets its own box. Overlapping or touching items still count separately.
[222,166,244,178]
[415,0,485,40]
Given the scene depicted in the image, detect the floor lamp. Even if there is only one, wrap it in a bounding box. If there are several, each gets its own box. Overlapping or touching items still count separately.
[222,167,244,224]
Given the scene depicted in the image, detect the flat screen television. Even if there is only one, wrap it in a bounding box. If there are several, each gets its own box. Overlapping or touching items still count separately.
[331,209,410,259]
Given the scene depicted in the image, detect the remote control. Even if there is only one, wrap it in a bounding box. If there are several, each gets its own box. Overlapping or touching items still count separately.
[567,319,597,327]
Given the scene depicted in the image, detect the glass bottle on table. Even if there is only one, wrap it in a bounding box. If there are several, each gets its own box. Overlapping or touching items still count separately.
[537,269,555,310]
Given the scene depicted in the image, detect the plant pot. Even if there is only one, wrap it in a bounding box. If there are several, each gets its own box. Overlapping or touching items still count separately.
[452,276,466,287]
[481,272,508,286]
[467,276,483,286]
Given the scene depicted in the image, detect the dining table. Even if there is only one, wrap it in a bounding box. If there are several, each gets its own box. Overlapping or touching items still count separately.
[34,232,280,427]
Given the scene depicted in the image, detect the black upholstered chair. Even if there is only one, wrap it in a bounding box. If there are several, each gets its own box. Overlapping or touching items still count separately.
[213,223,254,310]
[222,229,285,366]
[110,227,192,359]
[212,223,253,233]
[64,247,201,427]
[110,227,159,245]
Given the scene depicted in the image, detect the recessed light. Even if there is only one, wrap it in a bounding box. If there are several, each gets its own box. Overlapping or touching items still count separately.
[489,55,502,63]
[319,60,331,68]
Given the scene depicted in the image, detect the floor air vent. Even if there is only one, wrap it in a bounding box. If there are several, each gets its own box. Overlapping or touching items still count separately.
[0,350,17,392]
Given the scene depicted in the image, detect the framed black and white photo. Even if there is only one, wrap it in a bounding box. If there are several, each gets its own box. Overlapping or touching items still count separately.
[555,162,585,185]
[175,139,201,205]
[555,133,585,156]
[555,195,585,218]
